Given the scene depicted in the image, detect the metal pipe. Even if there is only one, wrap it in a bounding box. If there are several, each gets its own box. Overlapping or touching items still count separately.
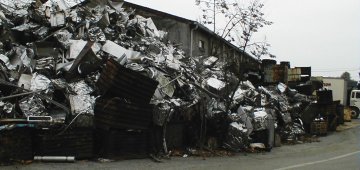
[0,90,40,100]
[213,0,216,32]
[190,23,199,58]
[34,156,75,162]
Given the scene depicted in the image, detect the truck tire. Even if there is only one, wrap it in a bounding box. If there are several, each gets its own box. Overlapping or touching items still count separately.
[350,106,360,119]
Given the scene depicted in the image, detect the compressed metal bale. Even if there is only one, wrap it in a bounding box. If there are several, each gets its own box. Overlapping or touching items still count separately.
[279,121,305,142]
[223,122,249,152]
[97,74,156,99]
[165,123,184,149]
[96,59,158,104]
[98,62,157,91]
[316,90,333,104]
[252,109,268,131]
[0,127,33,161]
[94,128,150,159]
[294,84,313,96]
[33,128,93,159]
[94,97,154,130]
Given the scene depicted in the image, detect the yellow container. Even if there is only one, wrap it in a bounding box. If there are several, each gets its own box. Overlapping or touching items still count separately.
[344,107,352,122]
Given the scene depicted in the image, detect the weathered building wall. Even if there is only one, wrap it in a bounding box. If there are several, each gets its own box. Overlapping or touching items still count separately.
[124,1,261,77]
[123,2,192,56]
[192,28,211,57]
[150,19,192,56]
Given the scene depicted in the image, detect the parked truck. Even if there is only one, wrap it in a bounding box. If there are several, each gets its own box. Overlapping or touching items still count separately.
[321,77,360,119]
[349,90,360,118]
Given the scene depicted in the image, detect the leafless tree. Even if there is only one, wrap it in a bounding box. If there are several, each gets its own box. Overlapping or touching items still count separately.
[196,0,274,60]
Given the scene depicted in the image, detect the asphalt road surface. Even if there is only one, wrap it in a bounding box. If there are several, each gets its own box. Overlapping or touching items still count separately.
[3,120,360,170]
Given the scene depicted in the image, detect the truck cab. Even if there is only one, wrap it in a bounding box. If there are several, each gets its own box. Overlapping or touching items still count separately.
[350,90,360,118]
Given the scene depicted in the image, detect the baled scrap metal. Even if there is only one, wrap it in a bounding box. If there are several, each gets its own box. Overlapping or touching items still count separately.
[88,27,106,42]
[248,111,275,149]
[94,128,150,159]
[0,0,318,156]
[30,73,54,94]
[35,57,56,73]
[280,121,305,141]
[206,77,226,94]
[152,72,176,99]
[19,94,48,117]
[223,122,249,152]
[0,127,33,161]
[277,82,287,93]
[42,0,84,11]
[316,90,333,104]
[231,81,313,144]
[67,40,89,60]
[0,0,169,160]
[33,127,93,159]
[127,15,161,38]
[95,97,154,130]
[252,108,268,131]
[206,98,226,118]
[6,45,33,70]
[236,106,254,136]
[53,29,73,47]
[0,102,15,118]
[232,81,260,106]
[165,122,184,149]
[152,101,173,126]
[96,58,159,104]
[66,41,99,77]
[33,26,49,39]
[17,74,32,90]
[203,56,218,67]
[67,80,94,95]
[69,94,95,115]
[101,40,132,64]
[0,54,15,70]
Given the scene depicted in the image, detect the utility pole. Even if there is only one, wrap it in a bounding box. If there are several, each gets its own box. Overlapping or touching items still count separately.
[213,0,216,32]
[196,0,217,32]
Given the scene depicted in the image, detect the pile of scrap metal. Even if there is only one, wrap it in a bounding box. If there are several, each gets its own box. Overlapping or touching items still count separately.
[0,0,206,161]
[205,79,313,152]
[0,0,316,162]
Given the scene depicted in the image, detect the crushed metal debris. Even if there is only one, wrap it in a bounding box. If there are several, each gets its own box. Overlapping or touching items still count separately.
[0,0,346,163]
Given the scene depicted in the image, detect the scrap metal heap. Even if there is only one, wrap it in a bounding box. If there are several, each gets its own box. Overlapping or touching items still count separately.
[0,0,320,162]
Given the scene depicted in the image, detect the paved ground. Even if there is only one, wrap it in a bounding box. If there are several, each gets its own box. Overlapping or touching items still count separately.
[3,120,360,170]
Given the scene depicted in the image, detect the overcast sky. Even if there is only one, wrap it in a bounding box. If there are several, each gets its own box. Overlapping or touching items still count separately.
[129,0,360,81]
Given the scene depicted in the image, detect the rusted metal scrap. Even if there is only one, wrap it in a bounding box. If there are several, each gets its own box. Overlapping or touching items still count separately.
[0,0,321,161]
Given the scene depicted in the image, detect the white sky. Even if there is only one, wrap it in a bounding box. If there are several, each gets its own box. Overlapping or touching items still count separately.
[129,0,360,81]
